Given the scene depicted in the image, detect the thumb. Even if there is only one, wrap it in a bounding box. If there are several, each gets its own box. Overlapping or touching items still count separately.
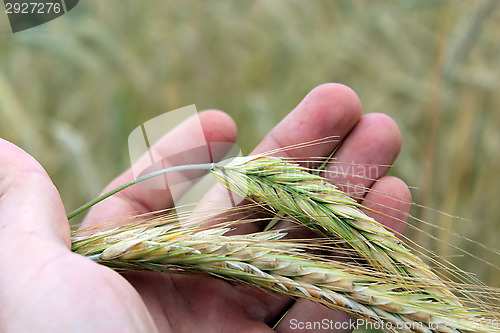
[0,139,70,247]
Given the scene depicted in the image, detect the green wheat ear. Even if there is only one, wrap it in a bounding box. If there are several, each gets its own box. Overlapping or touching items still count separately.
[210,155,460,306]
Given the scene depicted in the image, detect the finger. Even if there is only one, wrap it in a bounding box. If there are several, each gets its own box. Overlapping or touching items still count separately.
[254,83,362,160]
[196,83,363,230]
[275,300,355,333]
[272,177,412,333]
[0,139,158,332]
[81,110,237,228]
[322,113,402,199]
[0,139,69,247]
[361,176,412,235]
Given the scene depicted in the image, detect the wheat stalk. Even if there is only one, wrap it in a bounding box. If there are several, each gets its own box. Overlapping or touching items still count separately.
[72,221,497,333]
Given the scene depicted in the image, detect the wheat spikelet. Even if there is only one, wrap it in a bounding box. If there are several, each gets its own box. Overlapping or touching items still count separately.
[210,155,463,306]
[72,222,497,333]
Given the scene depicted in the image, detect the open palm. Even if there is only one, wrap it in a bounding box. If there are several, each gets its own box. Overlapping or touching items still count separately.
[0,84,411,333]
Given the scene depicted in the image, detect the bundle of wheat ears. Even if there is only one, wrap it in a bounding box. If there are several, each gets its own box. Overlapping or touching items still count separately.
[69,140,499,333]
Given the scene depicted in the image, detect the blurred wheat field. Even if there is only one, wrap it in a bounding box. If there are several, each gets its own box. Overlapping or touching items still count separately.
[0,1,499,331]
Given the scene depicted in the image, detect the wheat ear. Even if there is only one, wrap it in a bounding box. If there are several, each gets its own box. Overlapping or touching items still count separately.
[72,223,496,333]
[210,155,462,305]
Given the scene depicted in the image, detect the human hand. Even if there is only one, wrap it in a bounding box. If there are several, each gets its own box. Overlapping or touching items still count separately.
[0,84,411,332]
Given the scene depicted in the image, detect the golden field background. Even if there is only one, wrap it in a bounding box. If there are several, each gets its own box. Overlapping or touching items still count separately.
[1,1,499,330]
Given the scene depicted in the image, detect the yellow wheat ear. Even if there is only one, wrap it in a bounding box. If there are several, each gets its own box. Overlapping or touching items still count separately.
[72,216,498,333]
